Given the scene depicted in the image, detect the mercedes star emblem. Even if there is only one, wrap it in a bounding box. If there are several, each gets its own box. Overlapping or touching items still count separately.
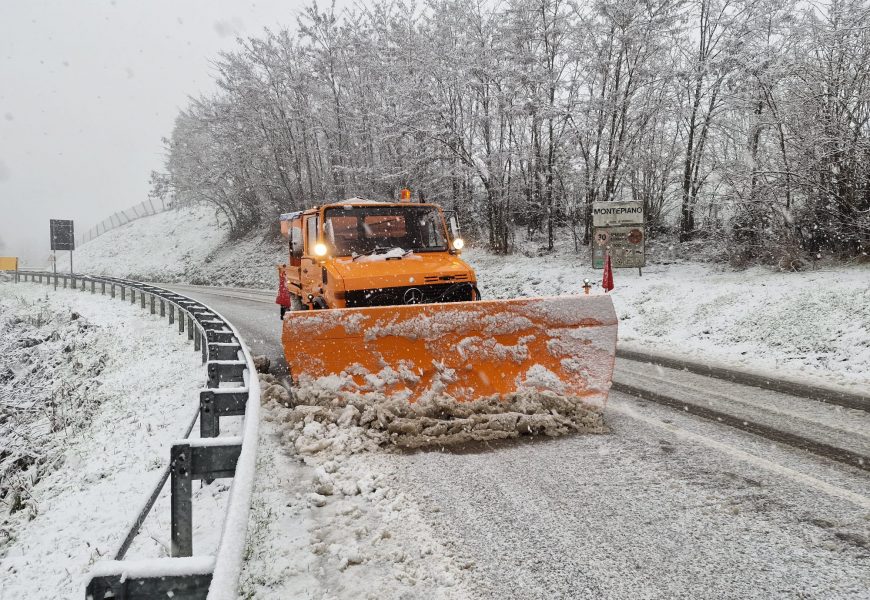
[403,287,424,304]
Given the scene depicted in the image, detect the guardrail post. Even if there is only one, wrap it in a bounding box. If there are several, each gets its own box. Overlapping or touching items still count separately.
[91,280,95,294]
[101,281,106,295]
[198,390,247,439]
[194,329,201,352]
[169,440,242,557]
[141,291,146,309]
[200,392,218,437]
[150,294,156,314]
[63,275,67,289]
[179,311,185,334]
[169,303,175,324]
[170,444,193,557]
[131,288,136,305]
[187,316,194,341]
[207,361,246,388]
[160,298,166,317]
[206,329,234,344]
[207,343,242,361]
[120,285,125,300]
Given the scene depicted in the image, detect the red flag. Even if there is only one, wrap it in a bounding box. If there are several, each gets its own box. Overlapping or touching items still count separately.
[602,254,614,293]
[275,266,291,307]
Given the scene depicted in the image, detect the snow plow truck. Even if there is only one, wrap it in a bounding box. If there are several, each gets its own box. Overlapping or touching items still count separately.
[276,194,618,406]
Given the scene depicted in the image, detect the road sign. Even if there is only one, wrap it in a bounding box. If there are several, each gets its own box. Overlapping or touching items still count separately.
[592,201,644,227]
[50,219,75,251]
[591,201,645,270]
[592,226,645,269]
[0,257,18,271]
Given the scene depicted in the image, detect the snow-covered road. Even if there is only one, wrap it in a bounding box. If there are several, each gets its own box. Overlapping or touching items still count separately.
[160,283,870,599]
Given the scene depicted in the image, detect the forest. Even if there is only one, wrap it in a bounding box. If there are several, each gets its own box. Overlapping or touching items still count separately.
[153,0,870,266]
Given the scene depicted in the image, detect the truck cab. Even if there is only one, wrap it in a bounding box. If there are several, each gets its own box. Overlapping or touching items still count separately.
[278,198,478,314]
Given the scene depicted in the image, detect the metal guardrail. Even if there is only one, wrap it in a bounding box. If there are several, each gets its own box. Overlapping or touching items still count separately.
[13,271,261,600]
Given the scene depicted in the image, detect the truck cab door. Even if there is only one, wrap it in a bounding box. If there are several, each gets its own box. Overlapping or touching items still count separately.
[301,215,320,303]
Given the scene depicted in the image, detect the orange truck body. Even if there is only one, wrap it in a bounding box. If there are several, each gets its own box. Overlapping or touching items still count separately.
[278,199,617,405]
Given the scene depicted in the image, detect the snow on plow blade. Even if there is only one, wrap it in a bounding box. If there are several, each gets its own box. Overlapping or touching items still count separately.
[282,295,618,406]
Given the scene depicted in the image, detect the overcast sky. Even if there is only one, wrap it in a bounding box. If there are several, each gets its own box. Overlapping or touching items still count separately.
[0,0,349,263]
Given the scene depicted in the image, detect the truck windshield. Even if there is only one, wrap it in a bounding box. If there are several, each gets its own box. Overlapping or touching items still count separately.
[323,205,448,256]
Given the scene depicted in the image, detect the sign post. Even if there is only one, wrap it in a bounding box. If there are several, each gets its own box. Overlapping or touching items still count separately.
[591,201,645,274]
[50,219,75,276]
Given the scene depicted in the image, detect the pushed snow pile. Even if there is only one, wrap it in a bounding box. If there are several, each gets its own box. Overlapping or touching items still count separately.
[262,374,607,451]
[246,373,475,598]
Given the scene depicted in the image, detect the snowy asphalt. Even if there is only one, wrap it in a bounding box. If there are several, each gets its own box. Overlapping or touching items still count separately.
[162,283,870,599]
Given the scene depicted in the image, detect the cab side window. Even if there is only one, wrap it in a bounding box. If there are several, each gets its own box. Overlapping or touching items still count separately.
[289,223,303,266]
[305,216,318,256]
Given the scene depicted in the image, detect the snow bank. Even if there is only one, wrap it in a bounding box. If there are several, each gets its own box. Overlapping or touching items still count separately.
[0,283,203,598]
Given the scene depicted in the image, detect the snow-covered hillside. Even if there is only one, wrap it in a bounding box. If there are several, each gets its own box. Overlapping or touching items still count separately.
[71,204,870,390]
[0,283,203,598]
[73,204,284,288]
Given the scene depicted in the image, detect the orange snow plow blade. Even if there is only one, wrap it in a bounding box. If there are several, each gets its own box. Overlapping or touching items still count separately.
[282,295,618,405]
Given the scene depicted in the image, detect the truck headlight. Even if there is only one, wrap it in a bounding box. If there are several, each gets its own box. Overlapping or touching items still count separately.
[452,238,465,250]
[313,243,328,257]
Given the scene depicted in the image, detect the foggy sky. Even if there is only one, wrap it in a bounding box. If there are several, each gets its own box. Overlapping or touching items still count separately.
[0,0,347,264]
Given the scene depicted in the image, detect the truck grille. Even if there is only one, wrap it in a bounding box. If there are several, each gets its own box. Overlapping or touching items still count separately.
[344,282,475,307]
[423,273,469,284]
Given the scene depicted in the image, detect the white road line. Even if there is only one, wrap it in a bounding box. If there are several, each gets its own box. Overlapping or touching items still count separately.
[608,398,870,510]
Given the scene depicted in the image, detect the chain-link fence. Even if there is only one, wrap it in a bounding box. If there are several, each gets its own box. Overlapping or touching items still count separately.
[76,199,172,246]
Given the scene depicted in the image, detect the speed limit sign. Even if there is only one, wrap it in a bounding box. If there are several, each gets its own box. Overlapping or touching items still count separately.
[595,230,610,246]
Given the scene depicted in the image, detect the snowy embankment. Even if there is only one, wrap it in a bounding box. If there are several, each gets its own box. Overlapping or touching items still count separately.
[0,283,202,599]
[72,204,284,288]
[72,203,869,390]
